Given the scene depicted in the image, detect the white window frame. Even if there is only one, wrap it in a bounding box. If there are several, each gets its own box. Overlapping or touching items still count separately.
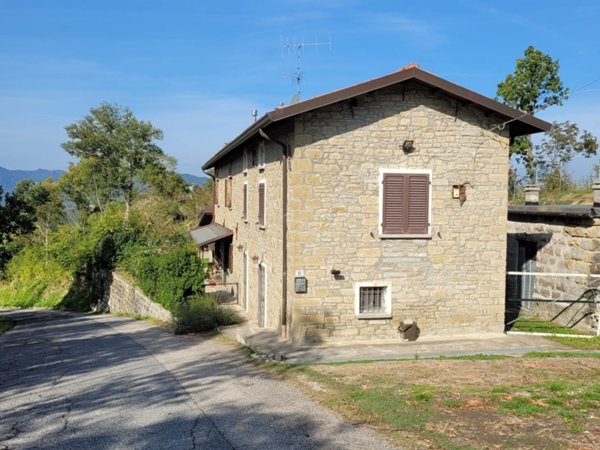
[257,141,266,168]
[258,179,266,229]
[378,168,432,239]
[242,149,248,173]
[354,281,392,319]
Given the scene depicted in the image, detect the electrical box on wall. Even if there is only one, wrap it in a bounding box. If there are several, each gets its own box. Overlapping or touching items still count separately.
[294,277,308,293]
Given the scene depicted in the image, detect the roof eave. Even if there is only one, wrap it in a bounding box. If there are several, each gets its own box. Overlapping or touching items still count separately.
[202,115,272,171]
[201,66,552,170]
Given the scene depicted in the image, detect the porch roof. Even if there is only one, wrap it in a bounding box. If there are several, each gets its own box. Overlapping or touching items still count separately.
[189,223,233,247]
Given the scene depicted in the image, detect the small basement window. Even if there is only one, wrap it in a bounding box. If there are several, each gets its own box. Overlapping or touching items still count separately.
[355,282,392,319]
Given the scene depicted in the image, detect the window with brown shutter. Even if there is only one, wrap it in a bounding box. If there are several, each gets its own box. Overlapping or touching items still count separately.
[258,182,266,227]
[381,171,430,236]
[225,177,232,208]
[242,183,248,221]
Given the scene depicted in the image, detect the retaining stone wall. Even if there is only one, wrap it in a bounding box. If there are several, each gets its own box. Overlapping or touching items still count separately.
[106,272,172,322]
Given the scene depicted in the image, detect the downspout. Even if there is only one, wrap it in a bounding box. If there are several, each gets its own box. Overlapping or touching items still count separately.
[258,128,290,338]
[203,167,216,209]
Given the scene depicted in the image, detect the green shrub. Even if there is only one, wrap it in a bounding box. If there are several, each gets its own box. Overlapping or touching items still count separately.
[173,295,240,334]
[0,246,71,308]
[121,244,205,313]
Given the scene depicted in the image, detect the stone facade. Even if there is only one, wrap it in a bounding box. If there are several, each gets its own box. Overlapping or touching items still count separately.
[287,83,509,342]
[213,124,291,330]
[212,81,512,343]
[106,272,172,323]
[507,211,600,334]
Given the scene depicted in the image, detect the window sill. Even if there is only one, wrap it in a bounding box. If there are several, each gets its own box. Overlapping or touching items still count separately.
[356,314,392,320]
[379,233,432,240]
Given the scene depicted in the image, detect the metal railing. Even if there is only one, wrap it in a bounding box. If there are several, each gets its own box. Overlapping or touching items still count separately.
[506,271,600,336]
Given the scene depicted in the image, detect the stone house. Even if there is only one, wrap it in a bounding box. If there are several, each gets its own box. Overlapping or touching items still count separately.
[193,65,550,343]
[507,200,600,334]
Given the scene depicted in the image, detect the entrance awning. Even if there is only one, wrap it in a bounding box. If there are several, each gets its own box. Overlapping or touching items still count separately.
[189,223,233,247]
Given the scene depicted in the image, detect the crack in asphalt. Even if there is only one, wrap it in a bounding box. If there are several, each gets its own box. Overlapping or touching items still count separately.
[189,414,200,450]
[0,421,22,448]
[59,398,73,434]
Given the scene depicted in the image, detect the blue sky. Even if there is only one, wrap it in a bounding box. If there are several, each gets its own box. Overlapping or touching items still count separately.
[1,0,599,178]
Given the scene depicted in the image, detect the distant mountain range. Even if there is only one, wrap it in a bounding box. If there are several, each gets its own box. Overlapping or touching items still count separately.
[0,167,65,193]
[0,167,207,193]
[179,173,207,186]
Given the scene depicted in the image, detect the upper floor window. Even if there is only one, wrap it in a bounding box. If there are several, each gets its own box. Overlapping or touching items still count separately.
[257,142,266,168]
[258,181,266,228]
[379,169,431,237]
[242,182,248,221]
[225,177,232,209]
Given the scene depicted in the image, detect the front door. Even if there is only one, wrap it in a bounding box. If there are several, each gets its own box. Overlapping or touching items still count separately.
[258,264,265,327]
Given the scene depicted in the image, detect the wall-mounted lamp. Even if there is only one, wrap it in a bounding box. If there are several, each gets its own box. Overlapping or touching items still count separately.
[237,244,244,251]
[251,255,260,263]
[402,140,415,153]
[330,268,341,276]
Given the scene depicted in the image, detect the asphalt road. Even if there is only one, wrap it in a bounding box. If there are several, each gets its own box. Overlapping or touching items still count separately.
[0,310,395,450]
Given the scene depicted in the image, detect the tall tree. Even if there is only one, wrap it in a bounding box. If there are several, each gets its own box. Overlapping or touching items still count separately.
[62,103,174,220]
[0,179,64,270]
[60,157,115,221]
[535,121,598,190]
[497,46,569,181]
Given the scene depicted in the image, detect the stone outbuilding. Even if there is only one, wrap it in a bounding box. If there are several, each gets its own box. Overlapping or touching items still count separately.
[507,204,600,334]
[193,64,550,343]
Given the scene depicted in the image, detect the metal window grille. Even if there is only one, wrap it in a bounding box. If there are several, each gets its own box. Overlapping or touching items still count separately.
[359,286,386,313]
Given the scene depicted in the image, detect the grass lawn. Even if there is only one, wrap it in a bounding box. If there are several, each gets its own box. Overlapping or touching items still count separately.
[509,316,590,335]
[0,316,14,334]
[259,354,600,449]
[509,316,600,350]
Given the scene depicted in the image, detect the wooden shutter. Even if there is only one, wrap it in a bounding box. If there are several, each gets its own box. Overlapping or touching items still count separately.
[382,173,405,234]
[406,174,429,234]
[243,184,248,220]
[228,243,233,272]
[382,173,429,235]
[225,178,232,208]
[258,182,265,226]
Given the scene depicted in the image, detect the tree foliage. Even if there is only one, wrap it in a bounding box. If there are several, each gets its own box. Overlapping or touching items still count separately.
[536,121,598,190]
[60,158,115,220]
[0,179,65,272]
[497,46,569,181]
[62,103,174,219]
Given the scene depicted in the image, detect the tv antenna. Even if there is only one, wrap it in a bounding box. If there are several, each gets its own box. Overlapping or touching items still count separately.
[281,36,331,102]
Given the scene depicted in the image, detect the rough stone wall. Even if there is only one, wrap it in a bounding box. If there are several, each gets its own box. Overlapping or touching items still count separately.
[212,125,291,330]
[507,217,600,333]
[287,82,510,343]
[106,272,172,322]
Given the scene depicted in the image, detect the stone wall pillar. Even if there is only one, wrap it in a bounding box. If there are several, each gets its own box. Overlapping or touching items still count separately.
[524,184,540,205]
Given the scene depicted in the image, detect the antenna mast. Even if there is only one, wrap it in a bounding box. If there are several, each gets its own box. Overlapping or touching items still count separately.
[281,37,331,100]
